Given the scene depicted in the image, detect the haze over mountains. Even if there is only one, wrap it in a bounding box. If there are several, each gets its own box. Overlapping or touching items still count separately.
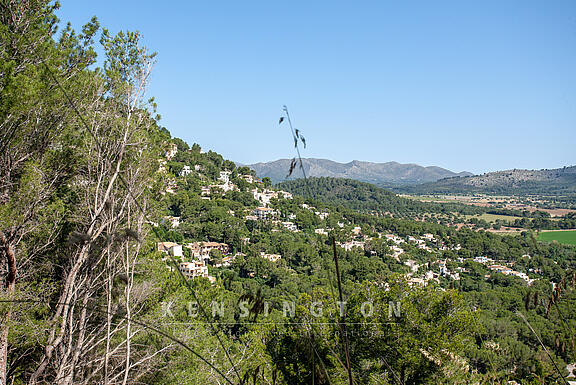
[247,158,473,185]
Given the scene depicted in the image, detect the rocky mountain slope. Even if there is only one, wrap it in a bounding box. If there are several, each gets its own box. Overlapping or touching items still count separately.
[247,158,472,185]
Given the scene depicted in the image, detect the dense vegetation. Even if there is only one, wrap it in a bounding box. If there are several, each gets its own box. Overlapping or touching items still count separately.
[398,166,576,202]
[277,177,485,217]
[278,177,576,230]
[1,2,576,385]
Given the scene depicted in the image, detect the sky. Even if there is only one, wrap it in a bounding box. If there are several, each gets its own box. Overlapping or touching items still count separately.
[57,0,575,174]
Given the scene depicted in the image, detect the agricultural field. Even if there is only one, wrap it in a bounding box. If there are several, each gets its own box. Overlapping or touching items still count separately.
[464,213,524,224]
[537,230,576,245]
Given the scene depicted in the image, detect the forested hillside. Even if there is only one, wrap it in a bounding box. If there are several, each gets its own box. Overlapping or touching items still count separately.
[277,177,485,217]
[2,3,576,385]
[400,166,576,198]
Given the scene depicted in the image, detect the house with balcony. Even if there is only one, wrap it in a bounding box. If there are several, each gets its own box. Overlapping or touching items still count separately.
[253,207,275,220]
[179,261,209,279]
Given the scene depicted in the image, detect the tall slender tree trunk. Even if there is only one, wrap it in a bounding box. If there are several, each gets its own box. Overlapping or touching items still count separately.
[0,231,16,385]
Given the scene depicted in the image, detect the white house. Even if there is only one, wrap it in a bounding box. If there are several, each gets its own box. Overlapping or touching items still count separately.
[157,242,183,257]
[260,252,282,262]
[253,207,275,220]
[338,241,365,251]
[165,143,178,160]
[180,165,193,176]
[162,216,180,228]
[281,222,298,232]
[179,261,209,279]
[219,171,231,184]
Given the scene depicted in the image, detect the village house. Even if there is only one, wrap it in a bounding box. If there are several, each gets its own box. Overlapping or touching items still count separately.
[157,242,183,257]
[179,261,209,280]
[422,233,436,241]
[488,264,512,274]
[405,259,420,273]
[210,181,235,193]
[186,241,231,260]
[215,255,236,267]
[277,190,293,199]
[408,277,426,287]
[416,243,433,252]
[488,264,533,284]
[162,216,180,228]
[157,159,167,173]
[384,234,405,245]
[474,256,494,264]
[165,142,178,160]
[240,174,255,183]
[200,186,211,196]
[253,207,275,220]
[180,165,193,176]
[252,189,280,206]
[219,170,231,184]
[281,221,298,232]
[389,245,404,260]
[338,240,365,251]
[315,228,329,236]
[260,252,282,262]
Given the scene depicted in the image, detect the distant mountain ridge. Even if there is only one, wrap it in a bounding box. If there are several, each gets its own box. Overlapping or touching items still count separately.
[399,166,576,196]
[247,158,472,185]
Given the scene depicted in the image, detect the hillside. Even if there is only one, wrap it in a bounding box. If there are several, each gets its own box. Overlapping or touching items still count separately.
[247,158,472,185]
[399,166,576,196]
[277,177,484,217]
[4,4,576,384]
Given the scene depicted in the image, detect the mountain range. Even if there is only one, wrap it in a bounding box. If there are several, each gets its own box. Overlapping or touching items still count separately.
[246,158,473,185]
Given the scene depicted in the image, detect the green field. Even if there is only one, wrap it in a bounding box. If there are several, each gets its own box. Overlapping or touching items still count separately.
[537,230,576,245]
[464,213,524,224]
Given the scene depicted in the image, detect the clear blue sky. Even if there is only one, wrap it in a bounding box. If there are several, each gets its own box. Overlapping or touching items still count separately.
[57,0,575,174]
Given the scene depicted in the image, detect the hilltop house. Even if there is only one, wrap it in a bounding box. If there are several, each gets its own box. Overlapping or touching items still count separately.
[165,143,178,160]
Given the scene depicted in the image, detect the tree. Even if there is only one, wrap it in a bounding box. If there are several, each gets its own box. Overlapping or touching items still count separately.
[209,249,223,266]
